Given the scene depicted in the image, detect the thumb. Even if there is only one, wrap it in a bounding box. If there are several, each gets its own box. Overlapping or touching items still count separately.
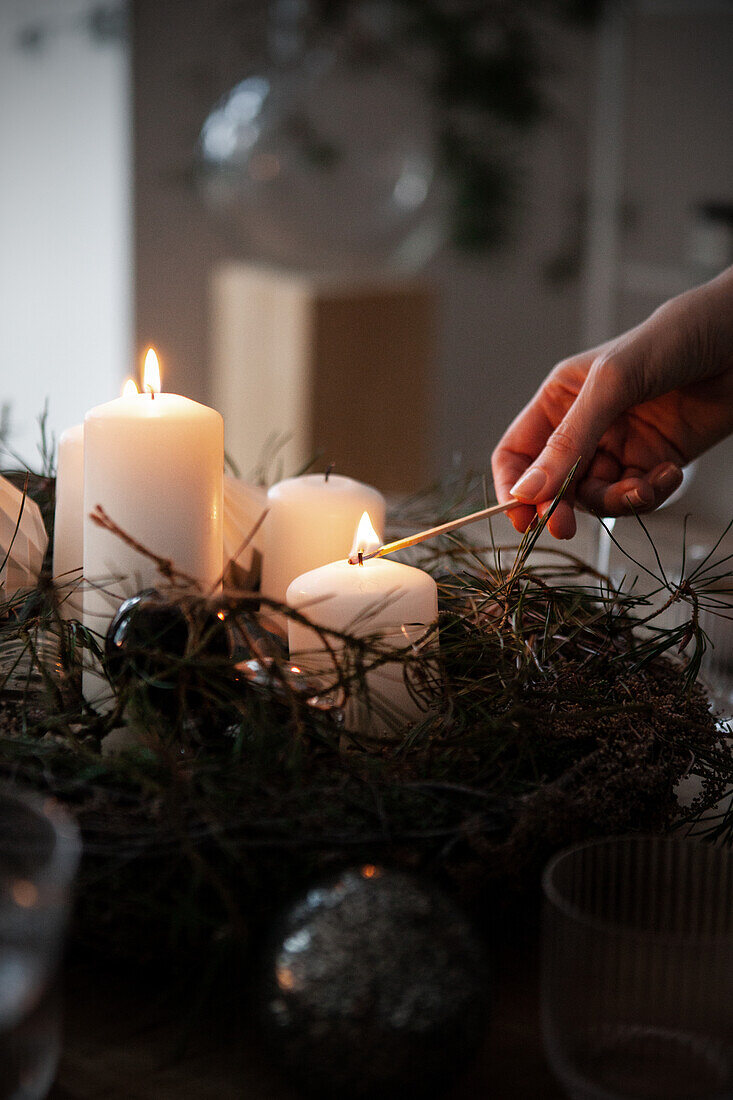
[510,358,628,504]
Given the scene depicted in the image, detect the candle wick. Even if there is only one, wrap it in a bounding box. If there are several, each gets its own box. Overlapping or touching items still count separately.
[325,463,335,482]
[358,551,364,567]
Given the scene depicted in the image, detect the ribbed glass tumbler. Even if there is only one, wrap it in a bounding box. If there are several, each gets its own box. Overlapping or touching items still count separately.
[542,836,733,1100]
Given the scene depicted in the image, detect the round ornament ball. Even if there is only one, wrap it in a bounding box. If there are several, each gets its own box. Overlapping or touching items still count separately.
[260,866,489,1098]
[0,474,48,597]
[105,589,232,717]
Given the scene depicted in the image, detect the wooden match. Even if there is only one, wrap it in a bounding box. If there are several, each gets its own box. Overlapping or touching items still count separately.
[349,499,523,564]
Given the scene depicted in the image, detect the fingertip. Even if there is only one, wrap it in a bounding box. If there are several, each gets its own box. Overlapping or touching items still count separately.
[583,476,656,517]
[509,504,537,533]
[510,466,549,504]
[492,451,531,506]
[576,477,612,515]
[539,500,577,540]
[649,462,684,504]
[551,509,577,541]
[624,482,655,511]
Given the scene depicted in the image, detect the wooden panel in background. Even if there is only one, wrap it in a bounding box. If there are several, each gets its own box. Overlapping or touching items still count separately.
[210,264,434,491]
[310,282,433,493]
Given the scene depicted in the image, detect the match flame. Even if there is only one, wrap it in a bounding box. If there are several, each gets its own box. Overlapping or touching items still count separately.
[122,377,138,397]
[350,511,381,560]
[143,347,161,394]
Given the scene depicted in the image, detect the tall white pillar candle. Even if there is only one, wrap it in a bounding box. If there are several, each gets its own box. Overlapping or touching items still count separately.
[261,474,386,609]
[53,423,84,619]
[83,382,224,640]
[287,513,438,735]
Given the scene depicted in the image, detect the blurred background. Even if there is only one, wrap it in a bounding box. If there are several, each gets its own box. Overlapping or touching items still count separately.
[2,0,733,518]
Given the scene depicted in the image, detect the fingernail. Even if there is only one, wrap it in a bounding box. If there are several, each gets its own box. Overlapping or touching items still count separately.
[510,467,548,502]
[650,463,681,489]
[628,487,653,508]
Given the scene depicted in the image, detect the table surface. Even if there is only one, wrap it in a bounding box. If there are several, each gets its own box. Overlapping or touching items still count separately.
[49,941,564,1100]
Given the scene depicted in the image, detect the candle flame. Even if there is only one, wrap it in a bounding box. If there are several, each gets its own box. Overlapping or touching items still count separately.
[143,348,161,395]
[350,511,381,561]
[122,377,139,397]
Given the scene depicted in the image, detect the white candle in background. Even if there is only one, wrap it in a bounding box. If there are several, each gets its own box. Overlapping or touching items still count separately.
[287,512,438,734]
[52,423,84,619]
[261,473,386,610]
[82,350,224,644]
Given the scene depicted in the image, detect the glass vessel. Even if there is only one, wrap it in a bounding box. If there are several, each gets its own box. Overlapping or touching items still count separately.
[0,788,80,1099]
[196,2,448,274]
[542,835,733,1100]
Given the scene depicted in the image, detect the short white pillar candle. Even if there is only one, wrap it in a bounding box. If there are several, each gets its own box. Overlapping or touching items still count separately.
[286,513,438,735]
[261,473,386,609]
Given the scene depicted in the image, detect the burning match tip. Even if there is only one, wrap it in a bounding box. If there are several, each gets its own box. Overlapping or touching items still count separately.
[347,499,519,564]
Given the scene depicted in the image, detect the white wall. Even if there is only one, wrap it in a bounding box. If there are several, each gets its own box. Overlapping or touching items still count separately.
[0,0,131,468]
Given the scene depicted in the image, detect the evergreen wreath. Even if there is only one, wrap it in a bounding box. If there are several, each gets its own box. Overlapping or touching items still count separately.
[0,462,730,981]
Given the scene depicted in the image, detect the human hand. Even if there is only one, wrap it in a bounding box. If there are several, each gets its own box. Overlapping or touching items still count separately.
[492,267,733,539]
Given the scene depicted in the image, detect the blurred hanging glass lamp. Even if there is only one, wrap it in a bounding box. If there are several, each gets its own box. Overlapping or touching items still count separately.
[195,0,449,274]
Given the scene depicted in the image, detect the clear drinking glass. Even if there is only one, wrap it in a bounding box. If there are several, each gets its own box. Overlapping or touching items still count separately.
[542,836,733,1100]
[0,789,80,1100]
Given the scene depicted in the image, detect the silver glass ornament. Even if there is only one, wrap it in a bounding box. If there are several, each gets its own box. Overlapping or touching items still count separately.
[261,865,489,1097]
